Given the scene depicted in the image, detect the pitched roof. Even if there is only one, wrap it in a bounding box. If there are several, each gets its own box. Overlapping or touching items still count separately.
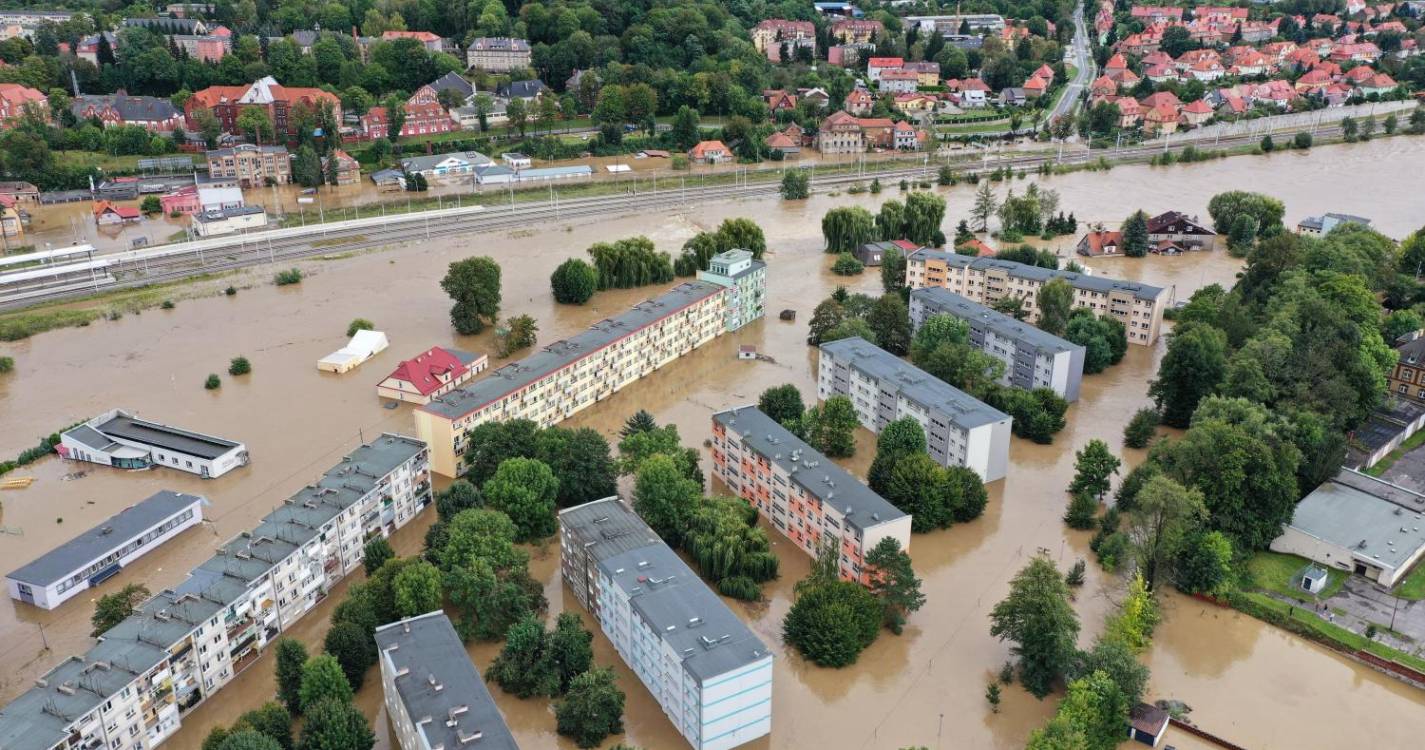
[689,140,729,158]
[93,200,139,219]
[72,93,180,123]
[384,346,476,396]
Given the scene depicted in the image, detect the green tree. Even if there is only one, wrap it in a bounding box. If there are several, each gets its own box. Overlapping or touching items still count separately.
[551,258,598,304]
[237,107,274,143]
[1125,476,1206,590]
[488,614,560,698]
[1035,278,1074,335]
[141,195,162,214]
[322,621,374,692]
[781,169,810,199]
[1206,191,1284,239]
[970,182,997,231]
[620,410,658,439]
[1121,211,1149,257]
[496,314,538,358]
[295,699,373,750]
[1123,409,1160,449]
[1175,530,1235,597]
[867,293,912,355]
[989,555,1080,698]
[298,655,352,712]
[293,145,322,187]
[865,537,925,634]
[231,703,292,750]
[807,298,846,345]
[758,384,805,426]
[435,479,482,521]
[632,454,701,546]
[216,731,283,750]
[1149,323,1228,427]
[715,218,767,258]
[1069,440,1120,501]
[392,560,444,618]
[885,453,949,532]
[619,424,700,481]
[483,458,560,542]
[903,191,947,246]
[506,97,528,137]
[1103,573,1159,651]
[535,427,618,508]
[549,612,595,693]
[941,465,989,522]
[464,419,540,485]
[441,257,501,335]
[91,583,149,637]
[867,417,927,497]
[783,579,883,667]
[821,206,876,252]
[346,318,374,337]
[881,247,908,296]
[831,253,865,275]
[1074,638,1149,706]
[555,667,625,748]
[800,396,859,458]
[670,105,701,150]
[274,639,309,714]
[1064,491,1099,530]
[685,497,779,592]
[1055,670,1131,750]
[362,537,394,576]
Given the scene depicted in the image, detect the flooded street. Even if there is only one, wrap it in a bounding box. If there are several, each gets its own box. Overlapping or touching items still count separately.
[2,137,1425,749]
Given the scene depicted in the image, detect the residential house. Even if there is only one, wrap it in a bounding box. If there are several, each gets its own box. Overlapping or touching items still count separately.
[361,85,457,138]
[72,92,184,132]
[1113,97,1143,127]
[429,71,475,103]
[0,181,39,203]
[1091,75,1119,97]
[894,92,938,113]
[381,30,444,53]
[1188,59,1227,82]
[828,42,874,67]
[1076,229,1123,257]
[844,87,875,115]
[1145,64,1178,83]
[763,89,798,113]
[1146,211,1215,248]
[857,117,894,148]
[798,87,831,109]
[0,9,78,40]
[501,152,532,169]
[830,18,884,43]
[1104,52,1129,77]
[400,150,492,179]
[958,78,990,107]
[1331,41,1381,62]
[466,37,531,71]
[321,149,359,185]
[903,60,941,86]
[752,19,816,61]
[856,239,916,266]
[0,196,23,238]
[496,79,548,102]
[1000,87,1028,107]
[377,347,489,405]
[1142,104,1179,134]
[206,144,291,187]
[688,140,731,164]
[93,200,141,225]
[185,76,341,140]
[867,57,904,82]
[192,206,267,237]
[878,68,920,93]
[1180,99,1214,126]
[1357,72,1398,96]
[893,120,922,150]
[764,131,801,157]
[817,110,865,154]
[0,83,47,127]
[159,185,245,215]
[74,32,119,65]
[1023,76,1048,99]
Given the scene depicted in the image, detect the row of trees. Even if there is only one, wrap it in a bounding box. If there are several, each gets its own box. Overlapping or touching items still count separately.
[673,217,767,275]
[867,417,989,532]
[821,192,948,252]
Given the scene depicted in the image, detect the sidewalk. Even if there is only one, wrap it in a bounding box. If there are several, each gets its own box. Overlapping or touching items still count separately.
[1263,578,1425,660]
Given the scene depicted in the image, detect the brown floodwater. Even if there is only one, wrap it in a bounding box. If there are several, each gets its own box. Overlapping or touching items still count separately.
[3,137,1425,749]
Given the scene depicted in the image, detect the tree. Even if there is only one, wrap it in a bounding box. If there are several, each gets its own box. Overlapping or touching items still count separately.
[1123,409,1160,449]
[881,248,908,296]
[441,257,501,335]
[215,732,283,750]
[1036,278,1074,335]
[1294,131,1313,149]
[274,639,309,714]
[685,497,779,593]
[1069,440,1120,501]
[1176,530,1235,597]
[92,584,149,637]
[392,560,443,618]
[670,105,701,150]
[619,424,699,481]
[800,395,859,458]
[758,385,805,426]
[970,182,997,231]
[1055,671,1131,750]
[1065,311,1126,374]
[1206,191,1284,239]
[293,145,322,188]
[989,555,1080,698]
[483,458,559,542]
[464,420,540,485]
[867,294,912,355]
[632,454,701,546]
[296,699,373,750]
[346,318,374,337]
[620,410,657,439]
[488,614,560,698]
[231,703,292,750]
[831,253,864,275]
[506,97,528,137]
[868,417,927,497]
[298,655,352,712]
[783,579,883,667]
[550,258,599,304]
[903,192,947,246]
[781,169,810,199]
[1121,211,1149,257]
[807,298,846,345]
[237,107,274,143]
[1064,491,1099,530]
[1104,573,1160,652]
[496,314,538,358]
[1149,323,1228,427]
[548,613,595,693]
[866,537,925,634]
[536,428,618,508]
[822,206,877,253]
[322,621,374,692]
[555,667,625,748]
[141,195,162,214]
[941,465,989,522]
[1260,134,1275,153]
[1125,476,1206,590]
[885,453,950,532]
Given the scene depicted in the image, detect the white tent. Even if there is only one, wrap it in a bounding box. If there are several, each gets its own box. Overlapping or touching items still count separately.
[317,330,389,373]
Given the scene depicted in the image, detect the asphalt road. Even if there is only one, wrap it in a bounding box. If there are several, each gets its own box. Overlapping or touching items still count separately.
[1050,4,1096,125]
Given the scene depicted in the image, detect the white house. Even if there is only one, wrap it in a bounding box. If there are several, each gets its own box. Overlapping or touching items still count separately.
[501,151,532,168]
[59,408,249,478]
[318,329,390,373]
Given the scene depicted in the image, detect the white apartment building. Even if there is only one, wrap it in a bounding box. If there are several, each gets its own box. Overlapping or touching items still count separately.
[904,250,1168,346]
[711,407,912,584]
[910,287,1086,402]
[415,281,731,477]
[0,434,431,750]
[697,249,767,332]
[559,498,773,750]
[7,491,205,610]
[818,337,1013,482]
[376,612,519,750]
[60,408,249,478]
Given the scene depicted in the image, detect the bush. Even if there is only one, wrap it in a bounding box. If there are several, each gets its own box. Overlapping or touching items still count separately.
[346,318,374,337]
[783,580,882,667]
[830,253,864,276]
[225,286,238,296]
[0,355,13,373]
[781,169,810,199]
[141,195,162,214]
[274,268,303,286]
[204,373,221,390]
[160,299,175,309]
[1293,131,1313,149]
[550,258,599,304]
[717,576,762,600]
[1123,408,1159,449]
[228,357,251,376]
[1064,491,1099,530]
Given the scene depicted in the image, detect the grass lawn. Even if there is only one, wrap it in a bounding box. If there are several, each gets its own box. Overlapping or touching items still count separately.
[937,119,1012,135]
[54,151,195,173]
[1363,427,1425,476]
[1246,551,1348,602]
[1394,562,1425,601]
[1242,592,1425,674]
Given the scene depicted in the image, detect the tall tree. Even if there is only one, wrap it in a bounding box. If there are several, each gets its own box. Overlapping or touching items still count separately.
[757,384,805,426]
[865,537,925,634]
[867,417,928,497]
[1121,211,1149,257]
[298,655,352,712]
[632,454,701,546]
[487,614,560,698]
[800,395,859,457]
[1149,323,1228,427]
[91,583,149,637]
[295,699,373,750]
[989,555,1080,698]
[1035,278,1074,335]
[483,458,560,542]
[274,639,309,714]
[1125,475,1206,590]
[821,206,877,252]
[1069,440,1120,501]
[866,293,912,355]
[392,560,444,618]
[322,621,374,692]
[970,182,997,232]
[555,667,625,749]
[441,256,502,335]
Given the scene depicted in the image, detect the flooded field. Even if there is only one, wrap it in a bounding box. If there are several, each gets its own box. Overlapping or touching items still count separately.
[2,137,1425,749]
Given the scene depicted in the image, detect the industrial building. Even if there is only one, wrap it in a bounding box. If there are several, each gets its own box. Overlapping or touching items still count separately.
[818,337,1012,482]
[909,287,1086,402]
[6,490,205,610]
[1270,469,1425,589]
[559,498,773,750]
[711,406,912,584]
[59,408,249,478]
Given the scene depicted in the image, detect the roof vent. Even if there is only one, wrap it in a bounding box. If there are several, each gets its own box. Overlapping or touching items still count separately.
[428,674,443,692]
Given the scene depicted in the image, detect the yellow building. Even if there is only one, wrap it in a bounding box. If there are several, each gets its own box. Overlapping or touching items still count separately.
[904,250,1167,346]
[415,281,731,476]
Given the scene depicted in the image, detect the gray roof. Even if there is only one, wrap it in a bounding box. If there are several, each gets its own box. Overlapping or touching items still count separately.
[194,205,266,223]
[820,336,1010,430]
[497,79,547,99]
[1290,470,1425,571]
[72,93,180,124]
[401,150,492,173]
[518,165,593,178]
[713,407,906,532]
[911,287,1083,356]
[421,281,724,420]
[7,491,204,586]
[92,412,241,460]
[470,37,530,52]
[430,71,474,99]
[375,612,519,750]
[908,249,1167,302]
[559,497,664,561]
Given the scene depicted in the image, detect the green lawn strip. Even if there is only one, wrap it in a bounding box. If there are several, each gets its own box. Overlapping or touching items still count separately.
[1363,429,1425,476]
[1394,562,1425,601]
[1235,591,1425,674]
[1246,551,1348,602]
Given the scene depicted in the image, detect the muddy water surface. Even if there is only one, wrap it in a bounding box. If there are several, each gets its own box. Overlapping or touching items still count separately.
[3,138,1425,749]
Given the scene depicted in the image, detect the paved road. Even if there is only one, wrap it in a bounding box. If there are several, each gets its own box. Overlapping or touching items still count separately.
[1049,4,1095,125]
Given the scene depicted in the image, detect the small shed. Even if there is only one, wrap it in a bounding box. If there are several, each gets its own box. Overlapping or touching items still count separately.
[318,330,390,373]
[1127,703,1170,747]
[1300,564,1329,594]
[739,345,758,360]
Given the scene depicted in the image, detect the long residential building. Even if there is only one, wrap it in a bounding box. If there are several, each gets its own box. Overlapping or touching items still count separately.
[376,612,519,750]
[904,249,1168,345]
[818,337,1012,482]
[711,406,911,584]
[909,287,1086,402]
[59,408,249,478]
[559,498,773,750]
[415,279,759,477]
[0,434,431,750]
[6,491,205,610]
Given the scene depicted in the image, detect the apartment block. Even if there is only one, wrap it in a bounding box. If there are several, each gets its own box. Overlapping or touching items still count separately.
[415,281,731,477]
[376,612,519,750]
[559,498,773,750]
[909,287,1086,402]
[696,249,767,332]
[818,337,1012,482]
[904,249,1167,346]
[0,434,431,750]
[710,407,912,584]
[7,491,204,610]
[466,37,532,71]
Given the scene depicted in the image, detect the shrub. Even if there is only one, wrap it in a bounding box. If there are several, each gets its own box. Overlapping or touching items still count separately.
[1064,491,1098,530]
[1293,131,1313,149]
[717,575,762,601]
[346,318,374,337]
[141,195,162,214]
[229,357,251,376]
[781,169,810,199]
[274,268,303,286]
[225,286,238,296]
[550,258,598,304]
[0,355,13,374]
[204,374,221,390]
[830,253,864,276]
[1123,408,1159,449]
[671,155,689,170]
[160,299,175,309]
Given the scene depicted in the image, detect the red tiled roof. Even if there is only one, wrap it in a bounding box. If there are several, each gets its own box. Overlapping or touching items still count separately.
[1183,99,1213,114]
[689,140,729,158]
[93,200,139,219]
[868,57,904,67]
[384,347,469,396]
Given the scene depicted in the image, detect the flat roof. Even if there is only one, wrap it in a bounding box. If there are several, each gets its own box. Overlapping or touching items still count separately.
[375,612,519,750]
[559,497,665,560]
[911,287,1083,356]
[713,406,905,532]
[421,281,723,420]
[7,490,204,586]
[91,412,242,460]
[1290,470,1425,571]
[819,337,1010,430]
[908,249,1166,302]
